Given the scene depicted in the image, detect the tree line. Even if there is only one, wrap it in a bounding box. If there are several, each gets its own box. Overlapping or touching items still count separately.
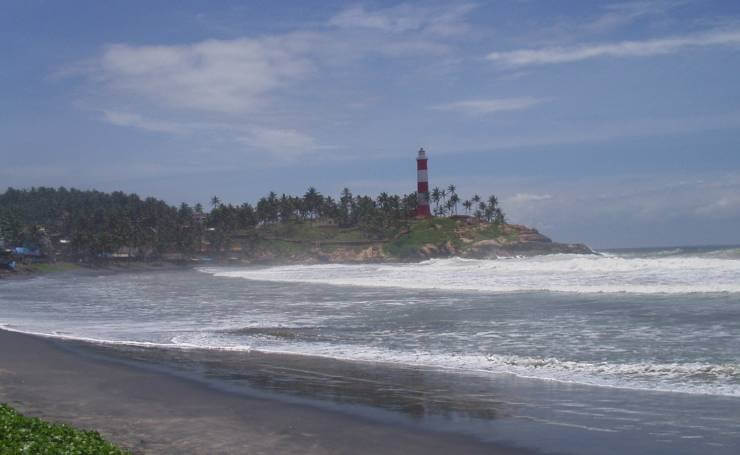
[0,186,504,259]
[428,184,504,223]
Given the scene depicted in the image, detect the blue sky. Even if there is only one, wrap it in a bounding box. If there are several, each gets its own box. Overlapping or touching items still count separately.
[2,0,740,248]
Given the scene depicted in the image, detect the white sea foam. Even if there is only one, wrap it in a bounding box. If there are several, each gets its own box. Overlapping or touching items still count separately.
[3,323,738,397]
[201,254,740,294]
[170,330,740,397]
[0,324,254,353]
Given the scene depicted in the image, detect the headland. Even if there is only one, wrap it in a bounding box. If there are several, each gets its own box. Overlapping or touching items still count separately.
[0,186,592,279]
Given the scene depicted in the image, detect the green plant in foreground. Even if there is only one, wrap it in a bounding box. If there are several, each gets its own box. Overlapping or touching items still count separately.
[0,404,128,455]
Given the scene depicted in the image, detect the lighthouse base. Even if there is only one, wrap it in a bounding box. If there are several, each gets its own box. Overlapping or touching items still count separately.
[415,206,431,218]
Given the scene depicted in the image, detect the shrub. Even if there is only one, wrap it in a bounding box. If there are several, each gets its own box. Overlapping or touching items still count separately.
[0,403,128,454]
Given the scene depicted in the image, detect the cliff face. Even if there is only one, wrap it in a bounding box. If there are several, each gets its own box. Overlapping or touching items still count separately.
[462,224,592,259]
[389,220,592,261]
[236,218,592,264]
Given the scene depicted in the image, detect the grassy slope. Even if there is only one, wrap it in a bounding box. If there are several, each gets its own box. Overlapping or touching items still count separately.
[233,218,514,261]
[385,218,458,257]
[0,404,128,454]
[236,222,384,260]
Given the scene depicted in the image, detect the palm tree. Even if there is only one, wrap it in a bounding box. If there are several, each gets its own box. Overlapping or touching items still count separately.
[210,196,221,208]
[463,199,472,214]
[449,193,460,214]
[494,208,505,224]
[487,195,499,210]
[484,205,494,222]
[339,188,353,226]
[303,187,322,220]
[431,187,441,213]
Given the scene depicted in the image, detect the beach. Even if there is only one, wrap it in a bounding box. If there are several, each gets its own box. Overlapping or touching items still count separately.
[0,329,527,454]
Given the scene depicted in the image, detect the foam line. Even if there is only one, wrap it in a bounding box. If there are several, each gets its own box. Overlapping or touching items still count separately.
[199,254,740,294]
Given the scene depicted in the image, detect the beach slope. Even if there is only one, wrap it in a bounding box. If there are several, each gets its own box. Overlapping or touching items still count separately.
[0,330,529,455]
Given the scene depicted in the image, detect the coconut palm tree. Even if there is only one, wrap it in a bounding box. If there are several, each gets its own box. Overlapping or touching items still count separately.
[487,195,499,210]
[449,193,460,214]
[494,208,505,224]
[431,187,441,213]
[303,187,322,220]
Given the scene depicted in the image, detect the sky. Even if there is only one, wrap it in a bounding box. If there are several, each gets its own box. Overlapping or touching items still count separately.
[1,0,740,248]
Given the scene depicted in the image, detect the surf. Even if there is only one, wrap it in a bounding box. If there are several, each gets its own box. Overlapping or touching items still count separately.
[201,252,740,294]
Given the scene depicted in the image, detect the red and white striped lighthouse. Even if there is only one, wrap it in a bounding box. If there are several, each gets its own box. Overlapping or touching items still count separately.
[416,148,431,217]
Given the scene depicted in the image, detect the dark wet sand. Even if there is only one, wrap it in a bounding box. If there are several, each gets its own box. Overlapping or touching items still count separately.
[0,329,533,454]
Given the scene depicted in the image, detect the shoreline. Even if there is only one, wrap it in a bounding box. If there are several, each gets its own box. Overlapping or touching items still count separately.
[0,260,195,281]
[0,247,596,281]
[0,328,532,454]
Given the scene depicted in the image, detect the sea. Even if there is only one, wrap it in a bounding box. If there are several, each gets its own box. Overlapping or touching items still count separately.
[1,245,739,454]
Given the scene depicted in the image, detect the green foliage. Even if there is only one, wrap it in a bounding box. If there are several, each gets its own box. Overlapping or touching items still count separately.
[0,207,24,245]
[472,222,504,240]
[0,185,505,259]
[385,218,459,256]
[0,187,189,258]
[25,262,83,274]
[0,404,128,454]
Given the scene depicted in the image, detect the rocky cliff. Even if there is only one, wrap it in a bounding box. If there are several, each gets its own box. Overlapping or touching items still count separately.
[462,224,592,259]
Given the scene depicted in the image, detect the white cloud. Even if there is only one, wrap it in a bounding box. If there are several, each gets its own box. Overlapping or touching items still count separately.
[461,172,740,247]
[323,3,479,58]
[101,110,186,134]
[487,28,740,66]
[98,34,317,112]
[695,195,740,218]
[379,39,451,56]
[428,111,740,154]
[431,97,545,115]
[582,1,685,34]
[506,193,554,205]
[237,127,318,159]
[84,14,465,122]
[100,110,320,160]
[329,3,475,36]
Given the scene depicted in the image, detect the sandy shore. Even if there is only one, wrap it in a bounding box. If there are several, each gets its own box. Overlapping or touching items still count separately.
[0,329,533,454]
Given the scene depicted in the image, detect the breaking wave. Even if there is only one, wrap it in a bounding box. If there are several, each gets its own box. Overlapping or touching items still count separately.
[3,323,738,397]
[168,330,740,397]
[201,253,740,294]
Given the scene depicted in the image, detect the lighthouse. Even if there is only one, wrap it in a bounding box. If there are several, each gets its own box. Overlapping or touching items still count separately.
[416,148,431,217]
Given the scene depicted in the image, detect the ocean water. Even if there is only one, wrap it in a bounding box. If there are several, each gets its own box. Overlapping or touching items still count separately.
[1,246,739,454]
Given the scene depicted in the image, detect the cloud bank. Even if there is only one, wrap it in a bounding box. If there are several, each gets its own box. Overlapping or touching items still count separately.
[98,35,317,113]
